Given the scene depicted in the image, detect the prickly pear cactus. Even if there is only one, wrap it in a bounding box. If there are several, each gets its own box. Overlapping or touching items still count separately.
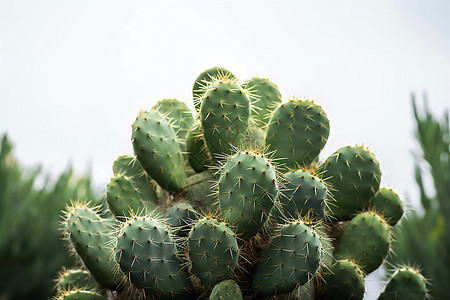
[58,66,421,300]
[378,266,428,300]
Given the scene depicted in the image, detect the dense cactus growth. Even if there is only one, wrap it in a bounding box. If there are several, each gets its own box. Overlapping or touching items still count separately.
[59,66,426,299]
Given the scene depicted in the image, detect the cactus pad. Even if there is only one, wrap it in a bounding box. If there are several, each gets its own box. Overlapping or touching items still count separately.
[368,188,404,226]
[378,267,428,300]
[209,279,243,300]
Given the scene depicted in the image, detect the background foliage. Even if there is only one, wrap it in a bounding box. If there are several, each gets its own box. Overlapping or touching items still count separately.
[387,96,450,299]
[0,134,101,300]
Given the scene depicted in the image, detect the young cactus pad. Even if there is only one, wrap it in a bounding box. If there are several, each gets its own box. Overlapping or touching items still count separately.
[244,77,282,127]
[187,216,239,287]
[106,174,157,219]
[132,110,187,192]
[335,211,390,274]
[273,169,327,222]
[209,279,243,300]
[115,215,192,298]
[56,290,106,300]
[266,99,330,171]
[318,145,382,220]
[200,76,250,157]
[377,267,428,300]
[152,98,195,152]
[112,155,158,204]
[318,259,365,300]
[218,150,278,238]
[193,67,236,112]
[368,188,404,226]
[64,203,122,290]
[251,220,323,296]
[186,122,210,173]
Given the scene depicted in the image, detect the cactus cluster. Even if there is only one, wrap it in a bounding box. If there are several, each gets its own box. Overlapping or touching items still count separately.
[56,67,428,299]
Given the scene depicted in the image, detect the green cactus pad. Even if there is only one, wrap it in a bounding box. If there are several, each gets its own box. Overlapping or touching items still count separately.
[186,122,211,172]
[242,127,265,149]
[251,220,323,296]
[209,279,243,300]
[57,269,98,293]
[244,77,282,127]
[187,216,239,287]
[193,67,236,112]
[368,188,404,226]
[266,99,330,171]
[377,267,428,300]
[335,211,390,274]
[153,98,194,152]
[132,110,187,192]
[200,77,250,157]
[273,169,327,222]
[318,145,382,220]
[318,259,365,300]
[106,175,157,219]
[64,203,122,290]
[112,155,159,204]
[58,290,106,300]
[165,201,198,237]
[115,215,192,298]
[218,150,278,238]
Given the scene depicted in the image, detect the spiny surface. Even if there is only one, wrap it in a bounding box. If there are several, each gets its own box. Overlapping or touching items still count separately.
[186,122,210,172]
[57,269,98,293]
[165,201,198,237]
[200,78,250,157]
[209,279,243,300]
[244,77,282,127]
[335,211,390,274]
[153,98,194,152]
[318,259,365,300]
[112,155,158,204]
[106,175,156,219]
[251,221,323,296]
[193,67,236,112]
[218,151,278,238]
[273,169,327,222]
[368,188,404,226]
[266,99,330,171]
[188,216,239,287]
[65,204,122,290]
[132,110,187,192]
[115,216,192,298]
[318,145,382,220]
[57,290,106,300]
[378,267,428,300]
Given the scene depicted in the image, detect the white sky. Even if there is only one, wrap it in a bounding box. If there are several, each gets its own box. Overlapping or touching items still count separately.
[1,1,450,297]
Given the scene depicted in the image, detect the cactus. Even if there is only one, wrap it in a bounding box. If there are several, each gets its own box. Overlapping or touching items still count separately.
[272,169,327,222]
[334,211,391,274]
[318,259,365,300]
[266,99,330,171]
[115,214,192,298]
[251,220,323,296]
[62,202,123,290]
[209,279,243,300]
[318,145,382,220]
[187,216,239,287]
[132,110,187,192]
[368,187,404,226]
[58,66,420,300]
[378,266,428,300]
[243,77,282,127]
[217,150,278,238]
[193,67,236,112]
[56,268,98,293]
[55,290,107,300]
[199,75,251,157]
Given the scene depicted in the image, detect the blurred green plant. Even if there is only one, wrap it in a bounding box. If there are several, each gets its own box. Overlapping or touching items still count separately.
[387,95,450,299]
[0,134,101,300]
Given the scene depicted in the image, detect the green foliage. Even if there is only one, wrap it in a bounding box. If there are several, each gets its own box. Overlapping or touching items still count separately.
[378,267,428,300]
[209,280,242,300]
[0,134,100,300]
[387,96,449,299]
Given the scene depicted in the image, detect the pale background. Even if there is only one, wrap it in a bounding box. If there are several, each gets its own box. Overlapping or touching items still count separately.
[1,1,449,298]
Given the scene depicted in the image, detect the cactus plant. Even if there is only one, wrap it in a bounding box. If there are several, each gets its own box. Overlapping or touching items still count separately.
[58,66,421,300]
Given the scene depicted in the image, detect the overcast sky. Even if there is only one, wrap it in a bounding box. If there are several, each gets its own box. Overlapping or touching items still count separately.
[1,1,450,297]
